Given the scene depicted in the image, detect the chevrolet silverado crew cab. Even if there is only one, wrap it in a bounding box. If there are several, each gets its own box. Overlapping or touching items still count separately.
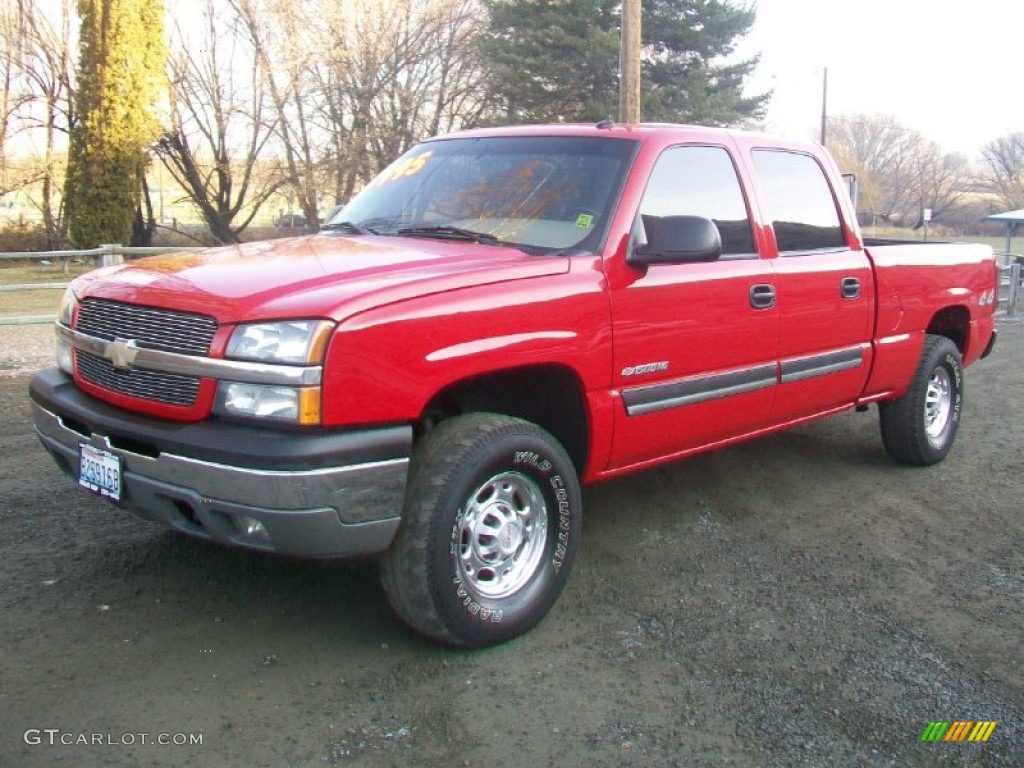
[30,123,998,648]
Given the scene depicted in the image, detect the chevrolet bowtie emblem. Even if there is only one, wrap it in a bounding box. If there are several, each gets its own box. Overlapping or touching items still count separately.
[107,338,140,370]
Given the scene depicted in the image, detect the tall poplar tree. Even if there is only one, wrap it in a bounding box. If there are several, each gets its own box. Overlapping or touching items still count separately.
[66,0,166,248]
[480,0,768,126]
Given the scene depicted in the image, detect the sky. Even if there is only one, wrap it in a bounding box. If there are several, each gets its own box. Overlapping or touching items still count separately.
[736,0,1024,159]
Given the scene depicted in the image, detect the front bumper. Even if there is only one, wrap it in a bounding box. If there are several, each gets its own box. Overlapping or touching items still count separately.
[30,368,411,557]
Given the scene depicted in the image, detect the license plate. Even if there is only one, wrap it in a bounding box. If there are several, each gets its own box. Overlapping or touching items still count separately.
[78,444,122,501]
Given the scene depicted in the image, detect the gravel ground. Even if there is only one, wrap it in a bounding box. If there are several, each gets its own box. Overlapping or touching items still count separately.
[0,323,55,378]
[0,318,1021,767]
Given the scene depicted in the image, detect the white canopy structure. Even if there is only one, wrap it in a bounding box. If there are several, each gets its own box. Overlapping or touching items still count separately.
[984,209,1024,255]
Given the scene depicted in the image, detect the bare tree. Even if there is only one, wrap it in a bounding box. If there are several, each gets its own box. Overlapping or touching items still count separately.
[19,0,76,245]
[231,0,325,230]
[827,113,969,227]
[827,114,921,222]
[314,0,395,204]
[0,1,76,246]
[234,0,487,220]
[315,31,365,205]
[979,133,1024,211]
[3,0,490,244]
[360,0,487,164]
[0,0,37,195]
[156,0,283,244]
[914,146,969,226]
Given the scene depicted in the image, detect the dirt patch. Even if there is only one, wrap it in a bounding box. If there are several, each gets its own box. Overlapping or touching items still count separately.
[1,320,1022,767]
[0,324,55,377]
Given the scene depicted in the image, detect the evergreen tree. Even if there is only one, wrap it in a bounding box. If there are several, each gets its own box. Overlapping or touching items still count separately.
[66,0,167,248]
[480,0,768,126]
[642,0,766,124]
[480,0,621,123]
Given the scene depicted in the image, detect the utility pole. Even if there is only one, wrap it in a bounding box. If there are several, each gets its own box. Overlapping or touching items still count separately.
[619,0,642,124]
[820,66,828,145]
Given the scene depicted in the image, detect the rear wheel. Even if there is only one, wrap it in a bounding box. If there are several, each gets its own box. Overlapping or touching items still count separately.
[879,334,963,466]
[380,414,581,648]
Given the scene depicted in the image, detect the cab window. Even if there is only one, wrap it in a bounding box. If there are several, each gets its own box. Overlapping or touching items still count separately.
[637,145,756,257]
[751,150,846,253]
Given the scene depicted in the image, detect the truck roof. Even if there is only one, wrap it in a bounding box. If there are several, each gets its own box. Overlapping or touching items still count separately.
[428,121,821,154]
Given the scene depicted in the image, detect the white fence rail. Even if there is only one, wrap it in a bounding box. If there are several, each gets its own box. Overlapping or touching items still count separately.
[0,243,199,263]
[0,244,200,326]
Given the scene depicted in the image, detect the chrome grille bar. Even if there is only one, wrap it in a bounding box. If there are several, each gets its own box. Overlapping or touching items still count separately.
[59,325,322,387]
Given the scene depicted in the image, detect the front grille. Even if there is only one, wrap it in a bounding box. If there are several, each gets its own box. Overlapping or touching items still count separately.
[75,299,218,407]
[77,352,202,406]
[77,299,217,355]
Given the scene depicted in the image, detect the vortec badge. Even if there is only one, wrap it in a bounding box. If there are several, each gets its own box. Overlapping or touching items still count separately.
[621,361,669,377]
[106,338,141,370]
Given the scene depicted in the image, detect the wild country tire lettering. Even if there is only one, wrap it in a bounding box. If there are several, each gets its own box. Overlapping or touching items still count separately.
[947,354,963,423]
[513,451,572,574]
[513,451,551,471]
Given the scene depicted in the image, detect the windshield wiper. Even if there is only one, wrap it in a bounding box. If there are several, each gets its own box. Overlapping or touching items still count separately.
[395,225,500,245]
[320,220,379,235]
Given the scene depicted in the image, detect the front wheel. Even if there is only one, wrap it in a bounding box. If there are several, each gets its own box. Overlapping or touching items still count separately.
[380,414,582,648]
[879,334,963,466]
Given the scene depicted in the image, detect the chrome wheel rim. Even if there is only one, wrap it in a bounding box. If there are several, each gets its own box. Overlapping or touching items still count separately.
[924,367,952,440]
[456,471,548,599]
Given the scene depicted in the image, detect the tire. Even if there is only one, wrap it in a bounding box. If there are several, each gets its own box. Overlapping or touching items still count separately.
[879,334,963,466]
[380,414,582,648]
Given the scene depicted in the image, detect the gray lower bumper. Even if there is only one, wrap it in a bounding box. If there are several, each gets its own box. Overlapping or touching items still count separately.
[32,399,409,558]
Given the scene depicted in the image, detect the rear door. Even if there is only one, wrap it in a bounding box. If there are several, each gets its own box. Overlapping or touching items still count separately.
[748,149,874,423]
[605,143,779,471]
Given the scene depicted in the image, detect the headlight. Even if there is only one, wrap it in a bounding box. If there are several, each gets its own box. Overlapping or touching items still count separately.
[56,287,78,374]
[219,320,331,424]
[58,286,78,327]
[214,382,322,425]
[226,320,333,364]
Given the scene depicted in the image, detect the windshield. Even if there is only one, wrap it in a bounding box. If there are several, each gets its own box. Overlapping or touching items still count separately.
[329,136,639,254]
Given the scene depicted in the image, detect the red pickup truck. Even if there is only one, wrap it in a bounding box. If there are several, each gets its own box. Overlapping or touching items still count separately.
[30,123,998,648]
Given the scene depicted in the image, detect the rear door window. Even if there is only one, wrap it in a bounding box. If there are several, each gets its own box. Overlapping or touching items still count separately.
[751,150,846,253]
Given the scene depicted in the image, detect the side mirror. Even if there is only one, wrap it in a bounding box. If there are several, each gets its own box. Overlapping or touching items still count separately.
[629,215,722,266]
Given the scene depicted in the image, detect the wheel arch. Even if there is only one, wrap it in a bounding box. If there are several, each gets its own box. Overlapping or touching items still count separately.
[418,364,590,477]
[926,305,970,356]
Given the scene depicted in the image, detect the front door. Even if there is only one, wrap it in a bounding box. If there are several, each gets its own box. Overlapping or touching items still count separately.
[606,144,779,471]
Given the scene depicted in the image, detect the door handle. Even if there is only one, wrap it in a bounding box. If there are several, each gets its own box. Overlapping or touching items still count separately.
[749,284,776,310]
[841,277,861,299]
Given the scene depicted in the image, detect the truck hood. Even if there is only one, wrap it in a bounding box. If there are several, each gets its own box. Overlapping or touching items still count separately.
[72,234,569,324]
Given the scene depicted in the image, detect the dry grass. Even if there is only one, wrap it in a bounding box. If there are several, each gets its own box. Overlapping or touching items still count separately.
[0,288,63,317]
[0,262,93,284]
[0,262,93,317]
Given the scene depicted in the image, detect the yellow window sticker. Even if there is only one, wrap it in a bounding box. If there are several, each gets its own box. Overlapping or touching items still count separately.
[369,151,433,188]
[575,213,594,228]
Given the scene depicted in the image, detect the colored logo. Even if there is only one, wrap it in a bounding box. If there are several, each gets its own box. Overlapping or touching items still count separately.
[920,721,997,742]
